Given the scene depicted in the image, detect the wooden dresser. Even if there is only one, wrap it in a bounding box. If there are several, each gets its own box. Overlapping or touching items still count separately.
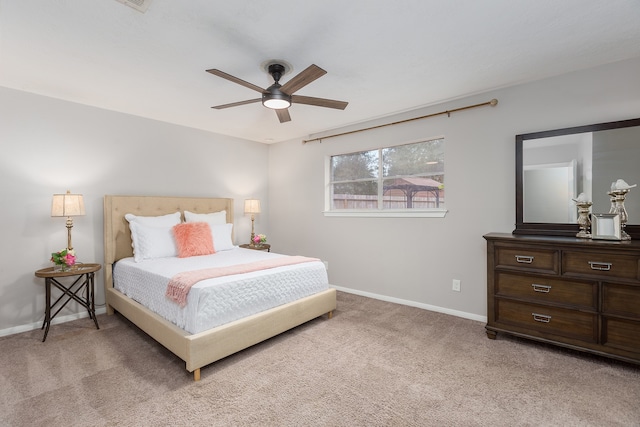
[484,232,640,364]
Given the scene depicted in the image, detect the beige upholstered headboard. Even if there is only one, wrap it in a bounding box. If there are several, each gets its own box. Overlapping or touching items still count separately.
[103,195,234,291]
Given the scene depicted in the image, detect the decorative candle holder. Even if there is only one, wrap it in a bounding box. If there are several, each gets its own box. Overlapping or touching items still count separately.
[609,189,631,240]
[575,201,592,238]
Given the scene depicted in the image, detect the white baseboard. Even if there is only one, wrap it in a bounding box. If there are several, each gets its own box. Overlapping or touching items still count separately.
[2,289,487,338]
[331,285,488,323]
[0,307,108,338]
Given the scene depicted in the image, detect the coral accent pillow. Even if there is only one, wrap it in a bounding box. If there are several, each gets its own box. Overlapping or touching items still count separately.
[172,222,215,258]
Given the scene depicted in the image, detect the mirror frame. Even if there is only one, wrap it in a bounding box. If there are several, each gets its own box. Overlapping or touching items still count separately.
[514,117,640,239]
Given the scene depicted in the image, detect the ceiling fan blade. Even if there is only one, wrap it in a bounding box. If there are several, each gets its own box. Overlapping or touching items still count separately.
[292,95,348,110]
[206,69,265,93]
[280,64,327,95]
[211,98,261,109]
[276,108,291,123]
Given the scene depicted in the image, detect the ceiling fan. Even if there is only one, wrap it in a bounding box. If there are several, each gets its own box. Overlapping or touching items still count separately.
[206,63,348,123]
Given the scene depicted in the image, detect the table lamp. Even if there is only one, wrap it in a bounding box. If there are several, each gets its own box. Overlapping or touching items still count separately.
[51,190,85,251]
[244,199,261,244]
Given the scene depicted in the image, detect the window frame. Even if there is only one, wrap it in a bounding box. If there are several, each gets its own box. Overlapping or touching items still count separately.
[324,137,448,218]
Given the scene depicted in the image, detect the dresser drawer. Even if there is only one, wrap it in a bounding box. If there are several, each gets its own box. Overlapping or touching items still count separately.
[563,250,639,281]
[495,299,597,343]
[496,272,597,309]
[602,317,640,354]
[603,283,640,319]
[495,246,558,274]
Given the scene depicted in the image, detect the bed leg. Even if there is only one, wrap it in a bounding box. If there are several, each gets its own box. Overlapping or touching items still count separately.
[193,368,201,381]
[328,310,333,319]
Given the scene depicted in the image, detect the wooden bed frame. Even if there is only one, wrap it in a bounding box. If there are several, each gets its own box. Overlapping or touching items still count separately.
[103,195,336,381]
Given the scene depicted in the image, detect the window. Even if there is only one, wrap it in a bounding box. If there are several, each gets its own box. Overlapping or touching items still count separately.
[326,138,446,217]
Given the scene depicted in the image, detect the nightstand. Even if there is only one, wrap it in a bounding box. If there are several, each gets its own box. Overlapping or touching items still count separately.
[239,243,271,252]
[35,263,101,342]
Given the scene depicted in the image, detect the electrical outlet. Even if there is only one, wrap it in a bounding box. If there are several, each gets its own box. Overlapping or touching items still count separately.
[452,279,461,292]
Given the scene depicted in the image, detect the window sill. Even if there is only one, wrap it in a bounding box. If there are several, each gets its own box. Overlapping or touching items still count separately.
[323,209,448,218]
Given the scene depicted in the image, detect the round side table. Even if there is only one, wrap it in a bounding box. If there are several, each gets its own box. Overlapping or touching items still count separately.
[35,263,101,342]
[239,243,271,252]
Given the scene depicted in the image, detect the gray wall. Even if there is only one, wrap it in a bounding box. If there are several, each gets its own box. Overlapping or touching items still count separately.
[268,57,640,319]
[2,56,639,336]
[0,87,269,334]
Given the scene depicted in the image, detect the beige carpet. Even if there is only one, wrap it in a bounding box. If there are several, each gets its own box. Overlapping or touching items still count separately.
[1,291,639,426]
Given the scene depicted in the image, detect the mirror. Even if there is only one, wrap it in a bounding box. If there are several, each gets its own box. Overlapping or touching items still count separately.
[515,117,640,239]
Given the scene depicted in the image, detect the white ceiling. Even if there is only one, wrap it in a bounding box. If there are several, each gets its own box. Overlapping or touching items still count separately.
[2,1,640,144]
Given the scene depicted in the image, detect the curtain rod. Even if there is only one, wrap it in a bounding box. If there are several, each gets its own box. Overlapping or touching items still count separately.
[302,98,498,144]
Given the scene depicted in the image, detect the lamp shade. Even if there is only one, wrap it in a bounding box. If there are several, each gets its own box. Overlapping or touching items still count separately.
[244,199,261,215]
[51,190,86,217]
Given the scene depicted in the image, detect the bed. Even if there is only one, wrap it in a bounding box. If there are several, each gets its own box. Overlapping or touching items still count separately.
[103,195,336,381]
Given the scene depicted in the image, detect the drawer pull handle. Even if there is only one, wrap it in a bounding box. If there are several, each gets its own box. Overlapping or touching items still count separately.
[588,261,612,271]
[531,283,551,293]
[532,313,552,323]
[515,255,534,264]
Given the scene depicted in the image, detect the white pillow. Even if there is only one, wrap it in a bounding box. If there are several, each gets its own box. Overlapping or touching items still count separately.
[125,211,181,226]
[125,212,181,262]
[211,223,235,251]
[184,210,226,225]
[128,221,178,262]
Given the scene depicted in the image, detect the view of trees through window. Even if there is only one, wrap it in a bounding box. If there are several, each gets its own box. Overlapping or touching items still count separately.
[329,138,445,210]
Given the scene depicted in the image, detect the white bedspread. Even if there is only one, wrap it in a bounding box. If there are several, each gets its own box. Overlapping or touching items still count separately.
[113,248,329,334]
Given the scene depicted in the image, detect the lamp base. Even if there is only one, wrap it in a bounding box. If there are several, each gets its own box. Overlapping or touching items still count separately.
[250,215,255,244]
[66,217,75,251]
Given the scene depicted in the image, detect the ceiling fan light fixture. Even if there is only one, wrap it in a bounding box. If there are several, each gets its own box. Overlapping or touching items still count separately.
[208,62,347,121]
[262,87,291,109]
[262,97,291,109]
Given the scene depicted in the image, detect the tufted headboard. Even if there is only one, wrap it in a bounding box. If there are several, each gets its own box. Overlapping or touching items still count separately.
[103,195,234,291]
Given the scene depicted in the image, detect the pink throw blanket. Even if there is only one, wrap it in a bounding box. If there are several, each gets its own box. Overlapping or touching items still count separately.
[166,256,320,306]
